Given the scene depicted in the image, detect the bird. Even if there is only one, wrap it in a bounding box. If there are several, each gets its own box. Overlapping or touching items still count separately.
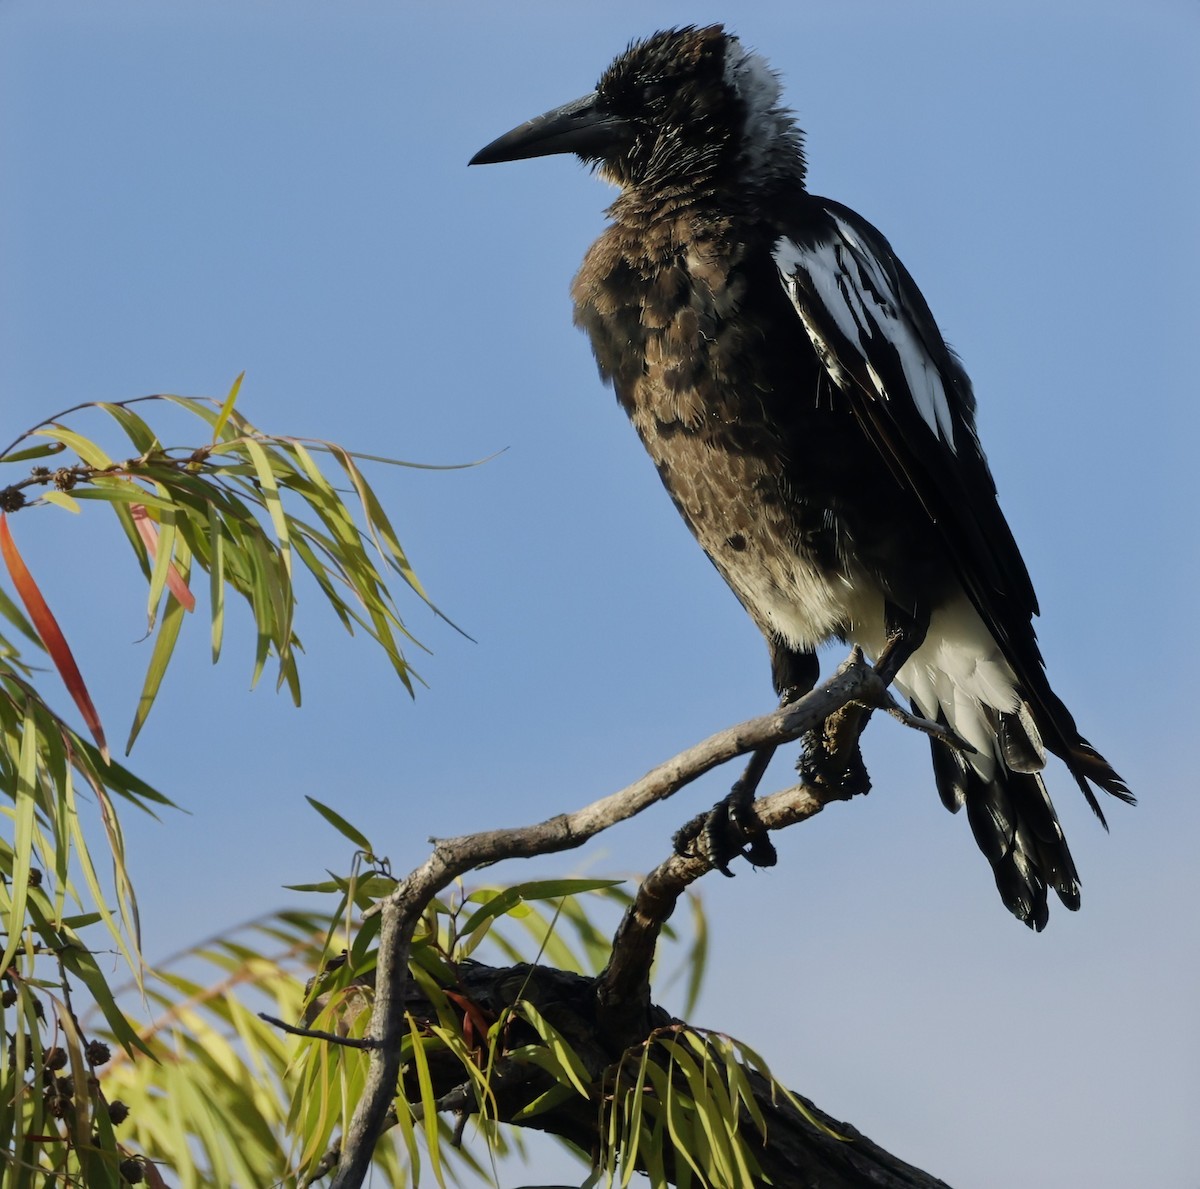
[470,24,1132,930]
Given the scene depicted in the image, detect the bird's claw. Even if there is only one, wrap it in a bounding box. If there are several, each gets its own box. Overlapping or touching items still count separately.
[797,727,872,798]
[673,787,778,875]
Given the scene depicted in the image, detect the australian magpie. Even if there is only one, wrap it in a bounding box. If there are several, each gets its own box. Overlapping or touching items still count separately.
[470,25,1132,929]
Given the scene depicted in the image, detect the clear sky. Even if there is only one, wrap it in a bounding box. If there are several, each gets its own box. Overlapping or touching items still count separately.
[1,2,1197,1186]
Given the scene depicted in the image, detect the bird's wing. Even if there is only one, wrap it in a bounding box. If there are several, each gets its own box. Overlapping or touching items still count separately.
[772,197,1130,819]
[772,196,1037,648]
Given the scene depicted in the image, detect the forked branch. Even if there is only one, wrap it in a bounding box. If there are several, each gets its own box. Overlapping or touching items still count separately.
[323,650,955,1188]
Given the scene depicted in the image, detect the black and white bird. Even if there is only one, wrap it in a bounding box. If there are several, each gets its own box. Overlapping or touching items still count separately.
[471,25,1131,929]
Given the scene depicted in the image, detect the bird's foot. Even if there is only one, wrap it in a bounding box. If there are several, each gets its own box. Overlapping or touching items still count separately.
[673,779,778,877]
[797,719,871,798]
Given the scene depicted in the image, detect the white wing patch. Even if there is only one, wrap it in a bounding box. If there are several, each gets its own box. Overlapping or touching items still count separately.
[773,223,958,452]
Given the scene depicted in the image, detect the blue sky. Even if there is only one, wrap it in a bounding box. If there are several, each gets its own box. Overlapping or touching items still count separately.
[1,2,1197,1186]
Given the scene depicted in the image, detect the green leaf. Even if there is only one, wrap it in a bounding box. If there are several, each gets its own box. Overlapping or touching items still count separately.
[242,438,291,579]
[0,439,67,463]
[1,699,39,976]
[681,891,708,1019]
[65,785,143,981]
[40,490,80,513]
[126,567,187,753]
[515,1001,592,1099]
[72,480,178,511]
[459,878,624,937]
[407,1021,448,1188]
[211,371,245,445]
[283,878,345,894]
[305,796,374,852]
[510,1080,577,1121]
[32,425,115,468]
[644,1058,704,1187]
[58,911,104,929]
[735,1035,847,1140]
[671,1036,739,1185]
[58,937,154,1060]
[100,401,163,455]
[329,445,429,600]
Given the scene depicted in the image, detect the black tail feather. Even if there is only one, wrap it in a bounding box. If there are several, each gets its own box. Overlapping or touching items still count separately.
[924,702,1083,932]
[1022,685,1135,828]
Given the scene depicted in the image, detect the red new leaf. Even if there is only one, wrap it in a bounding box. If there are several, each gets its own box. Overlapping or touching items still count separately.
[130,503,196,612]
[0,512,109,762]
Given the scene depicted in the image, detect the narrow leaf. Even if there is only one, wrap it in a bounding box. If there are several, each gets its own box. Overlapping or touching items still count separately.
[244,438,291,578]
[58,938,154,1059]
[460,878,623,936]
[208,503,225,662]
[131,504,196,613]
[0,512,108,761]
[99,401,162,454]
[31,425,115,468]
[211,370,245,444]
[0,699,38,976]
[517,1001,592,1098]
[407,1022,447,1187]
[305,796,373,852]
[72,480,178,511]
[0,439,67,463]
[126,584,186,753]
[41,490,81,513]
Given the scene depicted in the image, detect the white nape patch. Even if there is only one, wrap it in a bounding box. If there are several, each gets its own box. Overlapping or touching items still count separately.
[773,229,958,452]
[722,39,782,114]
[721,38,800,182]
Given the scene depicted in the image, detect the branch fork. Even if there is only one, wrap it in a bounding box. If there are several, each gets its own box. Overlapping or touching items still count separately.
[299,649,959,1187]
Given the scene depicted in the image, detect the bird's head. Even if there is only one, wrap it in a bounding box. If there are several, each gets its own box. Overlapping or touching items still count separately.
[470,25,805,195]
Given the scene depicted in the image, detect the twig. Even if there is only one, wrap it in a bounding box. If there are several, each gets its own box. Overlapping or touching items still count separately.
[256,1013,380,1050]
[0,394,186,462]
[876,689,974,751]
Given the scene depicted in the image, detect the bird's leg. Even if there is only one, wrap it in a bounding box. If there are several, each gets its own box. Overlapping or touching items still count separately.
[873,602,928,685]
[798,603,929,796]
[673,645,818,876]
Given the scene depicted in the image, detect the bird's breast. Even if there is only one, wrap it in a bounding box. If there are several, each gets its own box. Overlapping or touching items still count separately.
[571,219,940,650]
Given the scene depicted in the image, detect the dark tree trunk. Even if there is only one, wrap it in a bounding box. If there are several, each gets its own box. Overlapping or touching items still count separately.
[399,962,953,1189]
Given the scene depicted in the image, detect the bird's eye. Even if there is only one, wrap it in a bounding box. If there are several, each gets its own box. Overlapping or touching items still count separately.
[642,81,669,103]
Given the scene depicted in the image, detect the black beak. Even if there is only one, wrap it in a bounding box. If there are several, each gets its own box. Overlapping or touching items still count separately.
[469,91,628,165]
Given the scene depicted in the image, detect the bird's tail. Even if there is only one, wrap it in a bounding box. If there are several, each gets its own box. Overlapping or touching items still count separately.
[1023,683,1135,828]
[927,703,1082,931]
[890,592,1132,928]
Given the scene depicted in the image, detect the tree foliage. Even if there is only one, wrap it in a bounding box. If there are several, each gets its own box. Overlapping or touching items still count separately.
[0,385,447,1185]
[0,388,945,1189]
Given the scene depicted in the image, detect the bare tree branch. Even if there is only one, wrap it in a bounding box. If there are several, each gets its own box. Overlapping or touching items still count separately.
[597,779,829,1037]
[323,651,952,1188]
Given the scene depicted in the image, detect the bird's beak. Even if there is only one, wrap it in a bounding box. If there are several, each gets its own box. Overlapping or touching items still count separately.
[469,91,628,165]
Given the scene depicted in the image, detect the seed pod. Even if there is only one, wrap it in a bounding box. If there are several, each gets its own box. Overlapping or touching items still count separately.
[86,1040,112,1066]
[119,1158,144,1184]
